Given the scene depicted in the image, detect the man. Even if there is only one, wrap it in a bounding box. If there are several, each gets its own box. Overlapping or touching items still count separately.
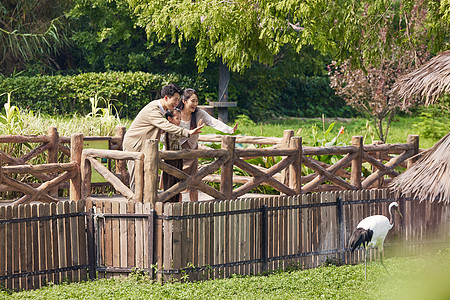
[123,84,204,190]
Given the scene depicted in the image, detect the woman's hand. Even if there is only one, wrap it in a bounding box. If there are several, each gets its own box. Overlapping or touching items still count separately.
[189,123,205,136]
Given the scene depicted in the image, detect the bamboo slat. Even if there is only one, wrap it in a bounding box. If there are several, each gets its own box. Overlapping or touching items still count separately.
[37,204,46,288]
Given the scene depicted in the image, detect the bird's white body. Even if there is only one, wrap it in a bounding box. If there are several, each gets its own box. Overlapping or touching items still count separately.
[357,215,393,248]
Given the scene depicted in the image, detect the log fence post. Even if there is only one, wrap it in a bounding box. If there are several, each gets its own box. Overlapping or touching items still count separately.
[220,136,235,200]
[350,136,363,189]
[70,133,84,201]
[406,135,419,169]
[115,126,128,186]
[80,151,91,201]
[281,130,294,187]
[289,136,302,194]
[48,126,59,197]
[372,140,384,188]
[143,139,159,206]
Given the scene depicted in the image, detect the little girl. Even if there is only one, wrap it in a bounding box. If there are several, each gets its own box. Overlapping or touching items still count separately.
[161,108,183,203]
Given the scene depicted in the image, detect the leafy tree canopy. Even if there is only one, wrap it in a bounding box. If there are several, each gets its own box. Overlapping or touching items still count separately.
[128,0,449,73]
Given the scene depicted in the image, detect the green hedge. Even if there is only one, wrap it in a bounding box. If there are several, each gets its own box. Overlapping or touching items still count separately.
[0,72,207,117]
[0,71,355,121]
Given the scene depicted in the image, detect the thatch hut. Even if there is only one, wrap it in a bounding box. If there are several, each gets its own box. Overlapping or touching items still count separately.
[390,50,450,204]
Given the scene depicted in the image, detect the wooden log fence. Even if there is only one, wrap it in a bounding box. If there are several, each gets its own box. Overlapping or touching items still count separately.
[0,125,421,207]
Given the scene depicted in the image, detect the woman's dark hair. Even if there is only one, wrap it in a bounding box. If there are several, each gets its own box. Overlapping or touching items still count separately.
[176,88,199,129]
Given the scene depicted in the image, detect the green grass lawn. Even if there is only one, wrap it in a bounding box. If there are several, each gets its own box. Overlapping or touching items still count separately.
[3,249,449,299]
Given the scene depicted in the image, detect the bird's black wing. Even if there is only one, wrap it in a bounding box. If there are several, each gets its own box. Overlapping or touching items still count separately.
[348,228,373,252]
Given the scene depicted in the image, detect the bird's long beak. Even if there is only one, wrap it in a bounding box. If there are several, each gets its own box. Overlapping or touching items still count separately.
[397,209,404,219]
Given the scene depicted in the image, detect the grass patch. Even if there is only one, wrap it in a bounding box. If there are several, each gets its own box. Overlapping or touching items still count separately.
[202,115,448,149]
[4,249,449,299]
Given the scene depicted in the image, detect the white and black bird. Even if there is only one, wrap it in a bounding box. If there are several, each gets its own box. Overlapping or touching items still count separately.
[348,201,403,279]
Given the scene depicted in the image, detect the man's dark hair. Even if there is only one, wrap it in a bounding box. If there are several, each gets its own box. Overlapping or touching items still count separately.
[161,84,182,98]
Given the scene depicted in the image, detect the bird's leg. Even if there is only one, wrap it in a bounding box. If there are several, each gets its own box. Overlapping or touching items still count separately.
[380,246,389,274]
[364,246,368,280]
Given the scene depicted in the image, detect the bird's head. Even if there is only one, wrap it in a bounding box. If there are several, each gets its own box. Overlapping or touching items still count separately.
[390,202,403,219]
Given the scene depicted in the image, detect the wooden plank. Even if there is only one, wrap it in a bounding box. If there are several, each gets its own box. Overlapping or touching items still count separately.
[163,204,172,282]
[154,202,162,282]
[223,200,230,278]
[95,201,105,279]
[12,205,19,290]
[192,202,199,281]
[112,201,120,277]
[49,203,59,284]
[43,204,53,286]
[119,201,127,277]
[180,202,188,278]
[135,202,144,269]
[213,201,220,279]
[143,202,151,275]
[104,201,113,275]
[248,198,255,275]
[172,203,182,282]
[303,194,311,269]
[64,201,73,282]
[31,204,39,289]
[207,201,214,280]
[77,200,88,281]
[69,202,80,282]
[5,205,13,290]
[18,205,26,290]
[229,200,236,276]
[198,202,205,280]
[127,201,136,273]
[0,206,5,289]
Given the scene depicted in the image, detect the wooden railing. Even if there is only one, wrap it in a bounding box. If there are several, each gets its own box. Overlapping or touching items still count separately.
[1,126,420,206]
[0,128,81,205]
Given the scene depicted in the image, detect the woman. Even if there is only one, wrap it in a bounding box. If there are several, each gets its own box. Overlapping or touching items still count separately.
[177,88,238,201]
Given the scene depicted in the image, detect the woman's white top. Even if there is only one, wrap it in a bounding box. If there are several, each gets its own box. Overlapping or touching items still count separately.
[179,108,234,148]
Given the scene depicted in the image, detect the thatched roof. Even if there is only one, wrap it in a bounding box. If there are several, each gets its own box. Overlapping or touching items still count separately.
[392,50,450,106]
[390,132,450,204]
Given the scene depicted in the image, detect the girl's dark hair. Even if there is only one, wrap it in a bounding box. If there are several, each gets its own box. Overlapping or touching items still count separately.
[176,88,199,129]
[164,108,180,151]
[164,108,181,120]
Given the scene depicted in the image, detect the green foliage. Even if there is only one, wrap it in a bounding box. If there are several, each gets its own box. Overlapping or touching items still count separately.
[413,106,450,139]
